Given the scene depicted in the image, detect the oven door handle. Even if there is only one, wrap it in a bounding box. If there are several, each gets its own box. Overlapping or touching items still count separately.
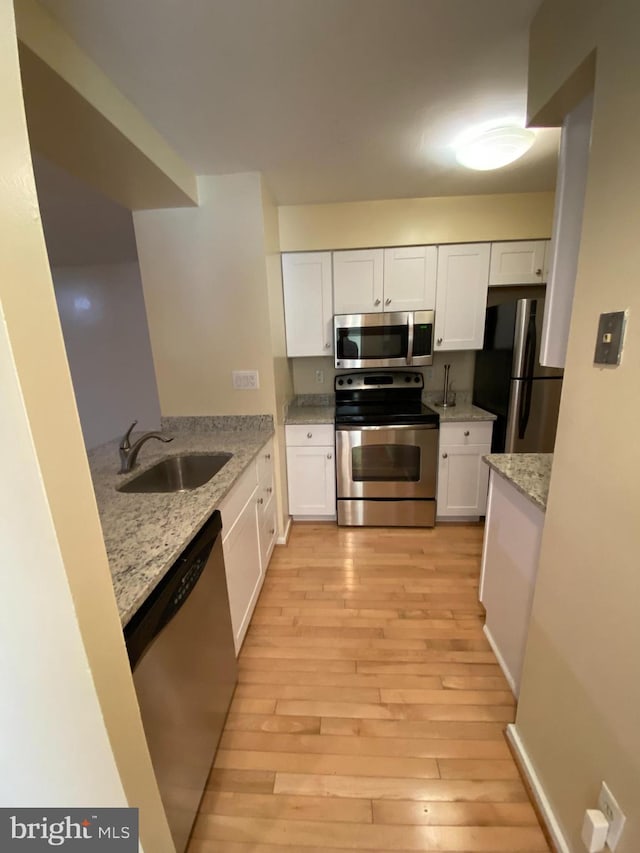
[336,424,438,432]
[406,313,414,366]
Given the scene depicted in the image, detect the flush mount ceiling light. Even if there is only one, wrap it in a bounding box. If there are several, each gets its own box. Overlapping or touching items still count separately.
[455,126,536,171]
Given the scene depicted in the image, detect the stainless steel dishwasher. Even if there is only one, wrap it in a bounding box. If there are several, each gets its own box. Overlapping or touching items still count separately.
[125,510,237,853]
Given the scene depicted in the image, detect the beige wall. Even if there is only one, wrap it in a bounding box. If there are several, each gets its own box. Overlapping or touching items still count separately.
[134,173,294,534]
[134,173,278,416]
[292,351,475,397]
[1,4,173,849]
[515,2,640,851]
[278,191,555,252]
[261,178,294,527]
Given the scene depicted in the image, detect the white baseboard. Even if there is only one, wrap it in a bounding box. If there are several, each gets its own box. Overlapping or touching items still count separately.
[506,724,571,853]
[276,516,292,546]
[482,623,517,698]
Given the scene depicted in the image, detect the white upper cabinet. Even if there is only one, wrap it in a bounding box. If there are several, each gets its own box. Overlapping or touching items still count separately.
[489,240,548,286]
[435,243,490,351]
[333,249,384,315]
[334,246,437,314]
[382,246,437,311]
[282,252,333,357]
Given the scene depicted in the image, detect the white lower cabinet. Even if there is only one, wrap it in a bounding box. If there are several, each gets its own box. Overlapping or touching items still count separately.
[285,424,336,518]
[437,422,493,519]
[219,438,276,653]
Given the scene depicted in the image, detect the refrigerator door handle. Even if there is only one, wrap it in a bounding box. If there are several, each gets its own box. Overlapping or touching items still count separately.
[517,314,536,438]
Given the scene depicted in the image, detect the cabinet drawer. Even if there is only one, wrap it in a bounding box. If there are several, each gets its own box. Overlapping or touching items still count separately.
[439,421,493,448]
[219,461,258,537]
[257,438,274,485]
[286,424,335,447]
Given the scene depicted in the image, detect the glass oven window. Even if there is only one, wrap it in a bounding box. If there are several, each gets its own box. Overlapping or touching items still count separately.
[336,324,408,361]
[351,444,420,482]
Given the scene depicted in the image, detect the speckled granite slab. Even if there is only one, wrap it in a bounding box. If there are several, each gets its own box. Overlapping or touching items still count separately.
[432,402,497,423]
[88,424,273,626]
[162,414,273,432]
[286,395,335,425]
[484,453,553,511]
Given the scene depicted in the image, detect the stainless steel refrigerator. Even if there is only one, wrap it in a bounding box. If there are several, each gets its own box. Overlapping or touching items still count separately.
[473,298,563,453]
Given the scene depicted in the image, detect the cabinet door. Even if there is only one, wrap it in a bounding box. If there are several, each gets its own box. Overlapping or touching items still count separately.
[435,243,490,351]
[286,445,336,517]
[489,241,547,286]
[282,252,333,357]
[437,444,490,517]
[333,249,384,315]
[383,246,437,311]
[221,493,262,652]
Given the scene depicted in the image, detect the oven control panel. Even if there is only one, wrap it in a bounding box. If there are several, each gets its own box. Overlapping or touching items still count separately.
[335,371,423,391]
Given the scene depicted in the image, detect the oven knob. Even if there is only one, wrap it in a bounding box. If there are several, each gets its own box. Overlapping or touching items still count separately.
[405,376,411,383]
[347,378,353,385]
[414,376,420,383]
[337,378,344,386]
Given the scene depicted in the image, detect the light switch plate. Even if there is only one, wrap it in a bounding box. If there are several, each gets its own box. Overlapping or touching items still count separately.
[593,311,627,366]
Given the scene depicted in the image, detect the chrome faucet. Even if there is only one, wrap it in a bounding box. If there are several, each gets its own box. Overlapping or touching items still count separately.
[119,420,173,474]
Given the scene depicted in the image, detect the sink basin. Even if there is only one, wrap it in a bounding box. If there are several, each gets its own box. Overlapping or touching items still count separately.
[117,453,232,493]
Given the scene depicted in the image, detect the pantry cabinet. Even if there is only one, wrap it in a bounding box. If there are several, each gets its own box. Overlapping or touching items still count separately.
[285,425,336,518]
[437,421,493,519]
[434,243,490,351]
[282,252,333,357]
[489,240,549,286]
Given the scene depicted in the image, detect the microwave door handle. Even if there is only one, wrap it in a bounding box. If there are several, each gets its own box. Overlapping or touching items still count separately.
[406,313,414,365]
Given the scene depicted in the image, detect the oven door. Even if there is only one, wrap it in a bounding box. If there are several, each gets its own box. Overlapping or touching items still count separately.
[336,424,438,500]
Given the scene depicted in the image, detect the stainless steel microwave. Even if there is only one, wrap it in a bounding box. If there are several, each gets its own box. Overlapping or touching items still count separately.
[334,310,434,369]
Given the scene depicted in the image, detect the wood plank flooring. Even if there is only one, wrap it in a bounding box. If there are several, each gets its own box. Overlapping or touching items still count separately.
[187,522,549,852]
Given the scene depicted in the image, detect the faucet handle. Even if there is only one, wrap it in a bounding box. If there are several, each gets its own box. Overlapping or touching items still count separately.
[120,420,138,450]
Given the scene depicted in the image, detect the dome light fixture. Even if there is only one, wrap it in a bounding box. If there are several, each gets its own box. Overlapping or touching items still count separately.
[455,125,536,171]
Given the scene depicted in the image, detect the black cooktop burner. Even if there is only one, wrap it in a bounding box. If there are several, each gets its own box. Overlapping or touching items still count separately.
[334,371,439,427]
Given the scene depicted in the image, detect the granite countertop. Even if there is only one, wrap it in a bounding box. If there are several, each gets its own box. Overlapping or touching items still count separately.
[88,417,274,627]
[484,453,553,511]
[285,394,335,425]
[430,402,497,423]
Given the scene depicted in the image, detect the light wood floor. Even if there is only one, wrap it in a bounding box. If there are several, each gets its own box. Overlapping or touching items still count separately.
[187,522,549,852]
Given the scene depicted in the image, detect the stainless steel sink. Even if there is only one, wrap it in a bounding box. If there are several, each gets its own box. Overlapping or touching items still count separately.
[117,453,232,493]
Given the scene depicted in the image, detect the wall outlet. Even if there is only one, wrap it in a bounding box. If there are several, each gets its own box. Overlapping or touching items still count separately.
[315,369,324,384]
[598,781,626,850]
[232,370,259,390]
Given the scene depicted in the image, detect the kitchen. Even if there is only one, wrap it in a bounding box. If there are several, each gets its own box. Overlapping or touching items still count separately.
[2,1,633,852]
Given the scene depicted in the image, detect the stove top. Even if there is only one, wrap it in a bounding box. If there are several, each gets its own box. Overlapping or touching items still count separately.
[334,371,439,427]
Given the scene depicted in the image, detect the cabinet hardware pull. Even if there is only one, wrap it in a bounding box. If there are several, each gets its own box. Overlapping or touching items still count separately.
[385,298,391,305]
[442,452,448,459]
[265,453,271,460]
[307,432,313,438]
[325,342,331,349]
[374,298,381,305]
[464,430,470,436]
[267,487,273,493]
[270,528,275,535]
[327,453,333,460]
[437,337,443,345]
[257,497,264,505]
[536,268,542,276]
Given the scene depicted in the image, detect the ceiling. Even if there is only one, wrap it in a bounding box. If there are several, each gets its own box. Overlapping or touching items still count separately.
[38,0,558,205]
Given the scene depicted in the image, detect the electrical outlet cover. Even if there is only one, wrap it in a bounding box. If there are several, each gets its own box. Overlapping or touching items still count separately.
[598,782,626,850]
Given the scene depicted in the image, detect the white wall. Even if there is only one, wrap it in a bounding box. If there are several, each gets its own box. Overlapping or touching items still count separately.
[53,262,161,449]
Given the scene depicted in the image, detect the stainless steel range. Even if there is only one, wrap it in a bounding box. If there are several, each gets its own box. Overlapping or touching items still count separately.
[335,371,439,527]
